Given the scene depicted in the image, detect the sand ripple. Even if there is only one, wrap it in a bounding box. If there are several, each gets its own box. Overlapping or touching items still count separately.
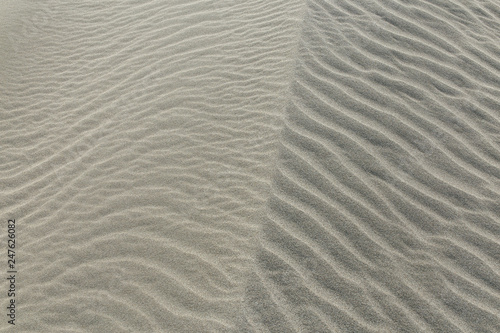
[1,0,303,331]
[242,0,500,332]
[3,0,500,331]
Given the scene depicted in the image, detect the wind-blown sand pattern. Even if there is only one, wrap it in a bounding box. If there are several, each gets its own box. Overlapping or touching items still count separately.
[1,0,304,331]
[2,0,500,332]
[242,0,500,332]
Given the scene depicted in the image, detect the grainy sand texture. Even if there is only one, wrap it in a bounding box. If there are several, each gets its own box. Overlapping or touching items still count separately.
[2,0,500,332]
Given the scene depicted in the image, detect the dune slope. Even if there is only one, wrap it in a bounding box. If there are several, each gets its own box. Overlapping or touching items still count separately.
[242,0,500,332]
[0,0,304,332]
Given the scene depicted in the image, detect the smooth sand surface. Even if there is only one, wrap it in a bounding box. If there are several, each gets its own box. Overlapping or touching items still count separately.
[2,0,500,332]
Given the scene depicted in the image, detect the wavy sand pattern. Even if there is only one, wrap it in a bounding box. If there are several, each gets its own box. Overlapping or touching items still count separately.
[242,0,500,332]
[1,0,303,331]
[1,0,500,332]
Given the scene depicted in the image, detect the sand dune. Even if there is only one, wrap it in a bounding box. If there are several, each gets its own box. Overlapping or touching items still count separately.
[241,0,500,332]
[2,0,500,332]
[1,0,303,331]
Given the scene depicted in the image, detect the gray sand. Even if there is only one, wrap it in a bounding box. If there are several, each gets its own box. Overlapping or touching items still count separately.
[2,0,500,332]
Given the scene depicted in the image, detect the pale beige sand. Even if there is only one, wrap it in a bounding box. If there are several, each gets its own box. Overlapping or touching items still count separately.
[0,0,304,332]
[0,1,27,69]
[2,0,500,332]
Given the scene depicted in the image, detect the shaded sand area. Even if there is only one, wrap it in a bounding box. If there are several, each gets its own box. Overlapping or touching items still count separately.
[242,0,500,332]
[1,0,304,331]
[2,0,500,332]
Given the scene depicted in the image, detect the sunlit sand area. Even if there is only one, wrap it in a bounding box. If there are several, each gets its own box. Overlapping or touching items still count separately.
[2,0,500,332]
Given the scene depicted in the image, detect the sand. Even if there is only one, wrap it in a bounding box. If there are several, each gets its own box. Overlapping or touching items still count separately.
[1,0,500,332]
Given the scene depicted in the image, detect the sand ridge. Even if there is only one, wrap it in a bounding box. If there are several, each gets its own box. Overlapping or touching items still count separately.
[241,0,500,332]
[1,0,304,332]
[1,0,500,332]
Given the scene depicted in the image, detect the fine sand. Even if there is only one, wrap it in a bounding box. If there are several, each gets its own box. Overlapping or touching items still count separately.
[2,0,500,332]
